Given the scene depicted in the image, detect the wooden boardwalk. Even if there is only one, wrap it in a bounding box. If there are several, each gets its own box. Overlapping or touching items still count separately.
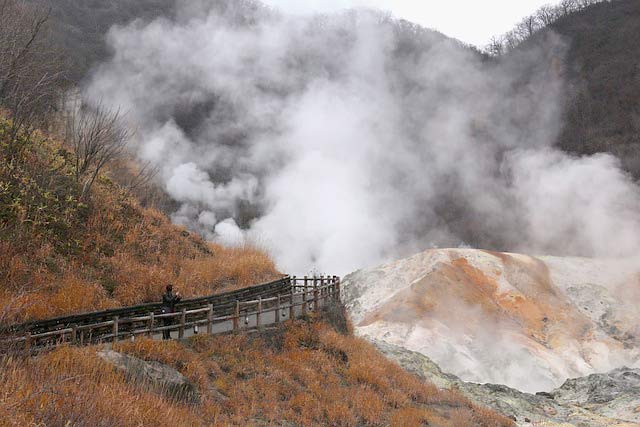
[2,276,341,353]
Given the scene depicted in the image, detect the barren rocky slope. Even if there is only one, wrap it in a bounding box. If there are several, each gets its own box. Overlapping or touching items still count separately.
[343,249,640,393]
[376,340,640,426]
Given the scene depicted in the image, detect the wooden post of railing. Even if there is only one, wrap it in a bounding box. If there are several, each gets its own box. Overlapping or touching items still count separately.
[313,279,319,311]
[233,300,240,332]
[112,316,119,342]
[257,297,262,330]
[25,333,31,354]
[207,304,213,335]
[147,312,154,337]
[335,277,341,301]
[179,308,186,339]
[302,276,308,315]
[275,295,281,323]
[71,324,77,345]
[289,287,295,322]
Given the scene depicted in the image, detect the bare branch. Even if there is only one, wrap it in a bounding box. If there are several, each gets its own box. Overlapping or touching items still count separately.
[0,0,65,154]
[64,101,132,199]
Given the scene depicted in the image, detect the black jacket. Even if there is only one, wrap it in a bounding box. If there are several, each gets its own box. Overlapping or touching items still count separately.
[162,291,181,312]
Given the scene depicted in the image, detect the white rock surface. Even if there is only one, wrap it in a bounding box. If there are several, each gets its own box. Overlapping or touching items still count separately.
[343,248,640,393]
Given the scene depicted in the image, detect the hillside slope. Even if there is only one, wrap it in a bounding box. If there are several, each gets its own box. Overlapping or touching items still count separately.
[0,317,513,426]
[377,340,640,426]
[343,249,640,393]
[535,0,640,174]
[0,117,279,324]
[26,0,178,82]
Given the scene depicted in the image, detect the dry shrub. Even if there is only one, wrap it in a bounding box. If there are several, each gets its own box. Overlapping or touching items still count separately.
[0,347,203,427]
[390,407,433,426]
[350,385,386,423]
[108,253,170,305]
[27,276,115,320]
[0,131,279,322]
[1,117,280,323]
[179,243,280,293]
[1,320,513,426]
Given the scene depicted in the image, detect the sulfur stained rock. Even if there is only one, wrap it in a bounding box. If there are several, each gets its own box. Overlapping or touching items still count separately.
[342,249,640,393]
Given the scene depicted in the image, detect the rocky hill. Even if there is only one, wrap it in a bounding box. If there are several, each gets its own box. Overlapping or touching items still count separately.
[343,249,640,393]
[342,248,640,424]
[376,340,640,426]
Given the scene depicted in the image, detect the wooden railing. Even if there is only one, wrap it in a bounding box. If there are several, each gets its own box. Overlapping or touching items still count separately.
[2,276,341,353]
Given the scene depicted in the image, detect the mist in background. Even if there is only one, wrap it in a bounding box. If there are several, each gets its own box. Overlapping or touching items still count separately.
[85,0,640,275]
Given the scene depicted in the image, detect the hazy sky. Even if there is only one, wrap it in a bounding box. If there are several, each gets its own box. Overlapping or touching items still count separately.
[262,0,558,46]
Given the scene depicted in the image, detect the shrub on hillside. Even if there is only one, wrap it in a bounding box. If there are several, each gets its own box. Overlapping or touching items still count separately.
[0,320,514,426]
[0,117,279,324]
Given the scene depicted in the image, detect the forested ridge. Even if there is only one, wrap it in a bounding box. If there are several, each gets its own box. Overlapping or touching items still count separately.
[489,0,640,176]
[551,0,640,174]
[29,0,640,178]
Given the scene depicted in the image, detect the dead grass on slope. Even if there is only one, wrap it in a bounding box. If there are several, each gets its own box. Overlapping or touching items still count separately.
[0,118,280,324]
[0,319,514,427]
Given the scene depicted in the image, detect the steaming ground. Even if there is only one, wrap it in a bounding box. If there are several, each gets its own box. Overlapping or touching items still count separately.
[342,248,640,393]
[86,0,640,275]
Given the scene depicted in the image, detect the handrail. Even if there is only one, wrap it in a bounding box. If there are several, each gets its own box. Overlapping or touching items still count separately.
[6,276,292,335]
[1,275,342,353]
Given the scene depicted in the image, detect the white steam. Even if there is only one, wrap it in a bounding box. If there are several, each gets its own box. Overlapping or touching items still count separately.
[86,1,640,274]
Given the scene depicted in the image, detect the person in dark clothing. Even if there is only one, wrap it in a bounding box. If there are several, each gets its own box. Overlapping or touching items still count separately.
[161,284,181,340]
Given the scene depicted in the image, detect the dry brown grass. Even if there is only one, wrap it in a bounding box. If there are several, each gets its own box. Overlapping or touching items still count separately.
[0,195,279,322]
[0,118,280,323]
[0,320,514,427]
[0,346,203,427]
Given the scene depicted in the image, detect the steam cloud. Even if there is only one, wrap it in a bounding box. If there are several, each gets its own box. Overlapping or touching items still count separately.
[86,0,640,275]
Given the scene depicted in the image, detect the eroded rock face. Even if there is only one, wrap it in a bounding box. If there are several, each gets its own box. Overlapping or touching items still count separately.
[550,368,640,423]
[343,249,640,392]
[375,340,640,427]
[98,350,200,404]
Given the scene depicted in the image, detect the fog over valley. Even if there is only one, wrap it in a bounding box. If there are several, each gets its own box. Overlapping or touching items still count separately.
[85,0,640,276]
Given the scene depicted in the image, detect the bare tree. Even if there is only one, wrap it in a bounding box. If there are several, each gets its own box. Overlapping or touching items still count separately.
[485,36,505,57]
[503,31,522,52]
[576,0,599,8]
[559,0,579,16]
[0,0,65,153]
[486,0,608,56]
[65,101,131,199]
[124,160,160,193]
[515,15,542,39]
[537,5,560,26]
